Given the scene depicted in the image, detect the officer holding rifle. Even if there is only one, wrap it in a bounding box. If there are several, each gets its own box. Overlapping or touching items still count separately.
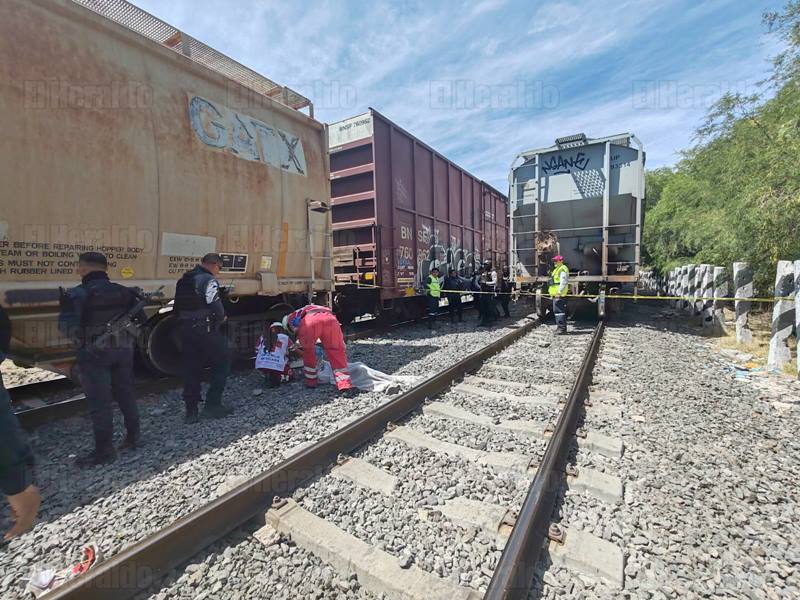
[58,252,148,467]
[173,253,233,424]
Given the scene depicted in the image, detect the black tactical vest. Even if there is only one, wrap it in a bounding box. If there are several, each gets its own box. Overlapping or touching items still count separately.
[79,278,134,344]
[173,267,212,318]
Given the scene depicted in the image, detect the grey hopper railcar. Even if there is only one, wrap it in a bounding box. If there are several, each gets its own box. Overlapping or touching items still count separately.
[509,133,645,317]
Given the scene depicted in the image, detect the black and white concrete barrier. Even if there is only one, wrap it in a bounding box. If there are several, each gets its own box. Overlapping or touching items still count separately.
[668,269,673,304]
[697,264,708,316]
[701,265,714,328]
[733,262,753,344]
[694,264,707,316]
[670,267,681,308]
[685,264,697,315]
[680,265,689,311]
[796,260,800,380]
[713,266,728,334]
[672,267,681,308]
[767,260,795,372]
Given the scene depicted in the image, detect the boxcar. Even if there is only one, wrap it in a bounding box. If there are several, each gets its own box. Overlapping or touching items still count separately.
[0,0,332,376]
[328,109,508,322]
[509,133,645,317]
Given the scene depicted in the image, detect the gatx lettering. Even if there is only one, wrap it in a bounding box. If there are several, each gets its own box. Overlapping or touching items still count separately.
[189,96,307,176]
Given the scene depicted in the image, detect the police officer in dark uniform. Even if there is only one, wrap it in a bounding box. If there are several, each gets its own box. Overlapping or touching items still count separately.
[498,266,514,318]
[478,261,498,326]
[58,252,145,467]
[1,305,41,539]
[443,268,465,323]
[174,253,233,424]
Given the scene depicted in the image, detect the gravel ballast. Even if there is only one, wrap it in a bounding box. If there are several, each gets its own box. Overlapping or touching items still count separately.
[137,322,593,599]
[0,308,536,598]
[536,305,800,600]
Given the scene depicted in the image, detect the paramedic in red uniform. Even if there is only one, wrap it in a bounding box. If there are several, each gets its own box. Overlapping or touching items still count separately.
[282,305,353,391]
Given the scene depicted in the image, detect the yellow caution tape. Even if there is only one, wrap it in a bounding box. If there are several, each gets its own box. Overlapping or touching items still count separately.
[343,281,789,303]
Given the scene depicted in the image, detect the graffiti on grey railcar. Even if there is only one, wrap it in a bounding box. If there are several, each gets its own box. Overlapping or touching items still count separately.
[541,152,589,175]
[189,96,307,175]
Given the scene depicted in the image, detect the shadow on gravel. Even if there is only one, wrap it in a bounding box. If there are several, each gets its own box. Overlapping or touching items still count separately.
[2,382,371,531]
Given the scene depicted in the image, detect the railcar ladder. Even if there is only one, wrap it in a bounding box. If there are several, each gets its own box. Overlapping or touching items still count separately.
[307,200,334,304]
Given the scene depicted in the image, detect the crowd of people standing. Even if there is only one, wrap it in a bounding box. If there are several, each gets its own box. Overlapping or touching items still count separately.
[424,260,515,329]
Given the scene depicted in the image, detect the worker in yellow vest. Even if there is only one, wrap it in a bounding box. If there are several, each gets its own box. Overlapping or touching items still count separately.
[425,266,442,331]
[548,255,569,334]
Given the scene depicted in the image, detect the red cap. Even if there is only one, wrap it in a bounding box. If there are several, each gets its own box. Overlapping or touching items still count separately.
[553,255,564,261]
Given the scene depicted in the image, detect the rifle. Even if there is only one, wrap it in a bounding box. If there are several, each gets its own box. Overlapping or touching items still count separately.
[219,280,236,303]
[86,286,165,352]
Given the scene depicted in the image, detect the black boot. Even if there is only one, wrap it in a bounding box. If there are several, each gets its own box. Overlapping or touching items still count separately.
[202,403,234,419]
[76,447,117,468]
[185,406,200,425]
[119,431,142,451]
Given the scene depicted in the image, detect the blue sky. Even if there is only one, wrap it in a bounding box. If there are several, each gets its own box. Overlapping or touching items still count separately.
[132,0,784,190]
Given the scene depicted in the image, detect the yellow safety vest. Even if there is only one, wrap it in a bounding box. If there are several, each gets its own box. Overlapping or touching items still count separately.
[548,264,569,297]
[427,275,441,298]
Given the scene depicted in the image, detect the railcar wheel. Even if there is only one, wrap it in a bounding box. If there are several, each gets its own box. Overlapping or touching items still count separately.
[140,312,183,376]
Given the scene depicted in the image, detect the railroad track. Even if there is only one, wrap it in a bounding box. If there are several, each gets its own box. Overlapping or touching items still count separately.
[530,325,628,597]
[6,376,76,409]
[36,315,623,600]
[10,309,476,430]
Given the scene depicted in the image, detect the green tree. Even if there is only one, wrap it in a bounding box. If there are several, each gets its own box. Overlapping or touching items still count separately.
[643,1,800,295]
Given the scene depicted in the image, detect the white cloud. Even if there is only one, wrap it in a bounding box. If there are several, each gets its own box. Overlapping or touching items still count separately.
[469,0,508,17]
[527,2,583,35]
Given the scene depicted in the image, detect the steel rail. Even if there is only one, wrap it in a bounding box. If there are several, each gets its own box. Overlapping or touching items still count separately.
[14,373,185,431]
[342,304,478,341]
[45,314,540,600]
[16,393,89,430]
[484,320,605,600]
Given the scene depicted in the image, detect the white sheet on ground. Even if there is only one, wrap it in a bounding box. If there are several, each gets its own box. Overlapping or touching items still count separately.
[317,361,418,393]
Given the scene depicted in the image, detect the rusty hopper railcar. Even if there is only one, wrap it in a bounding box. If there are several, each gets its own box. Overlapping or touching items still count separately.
[509,133,645,317]
[0,0,332,377]
[328,109,508,323]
